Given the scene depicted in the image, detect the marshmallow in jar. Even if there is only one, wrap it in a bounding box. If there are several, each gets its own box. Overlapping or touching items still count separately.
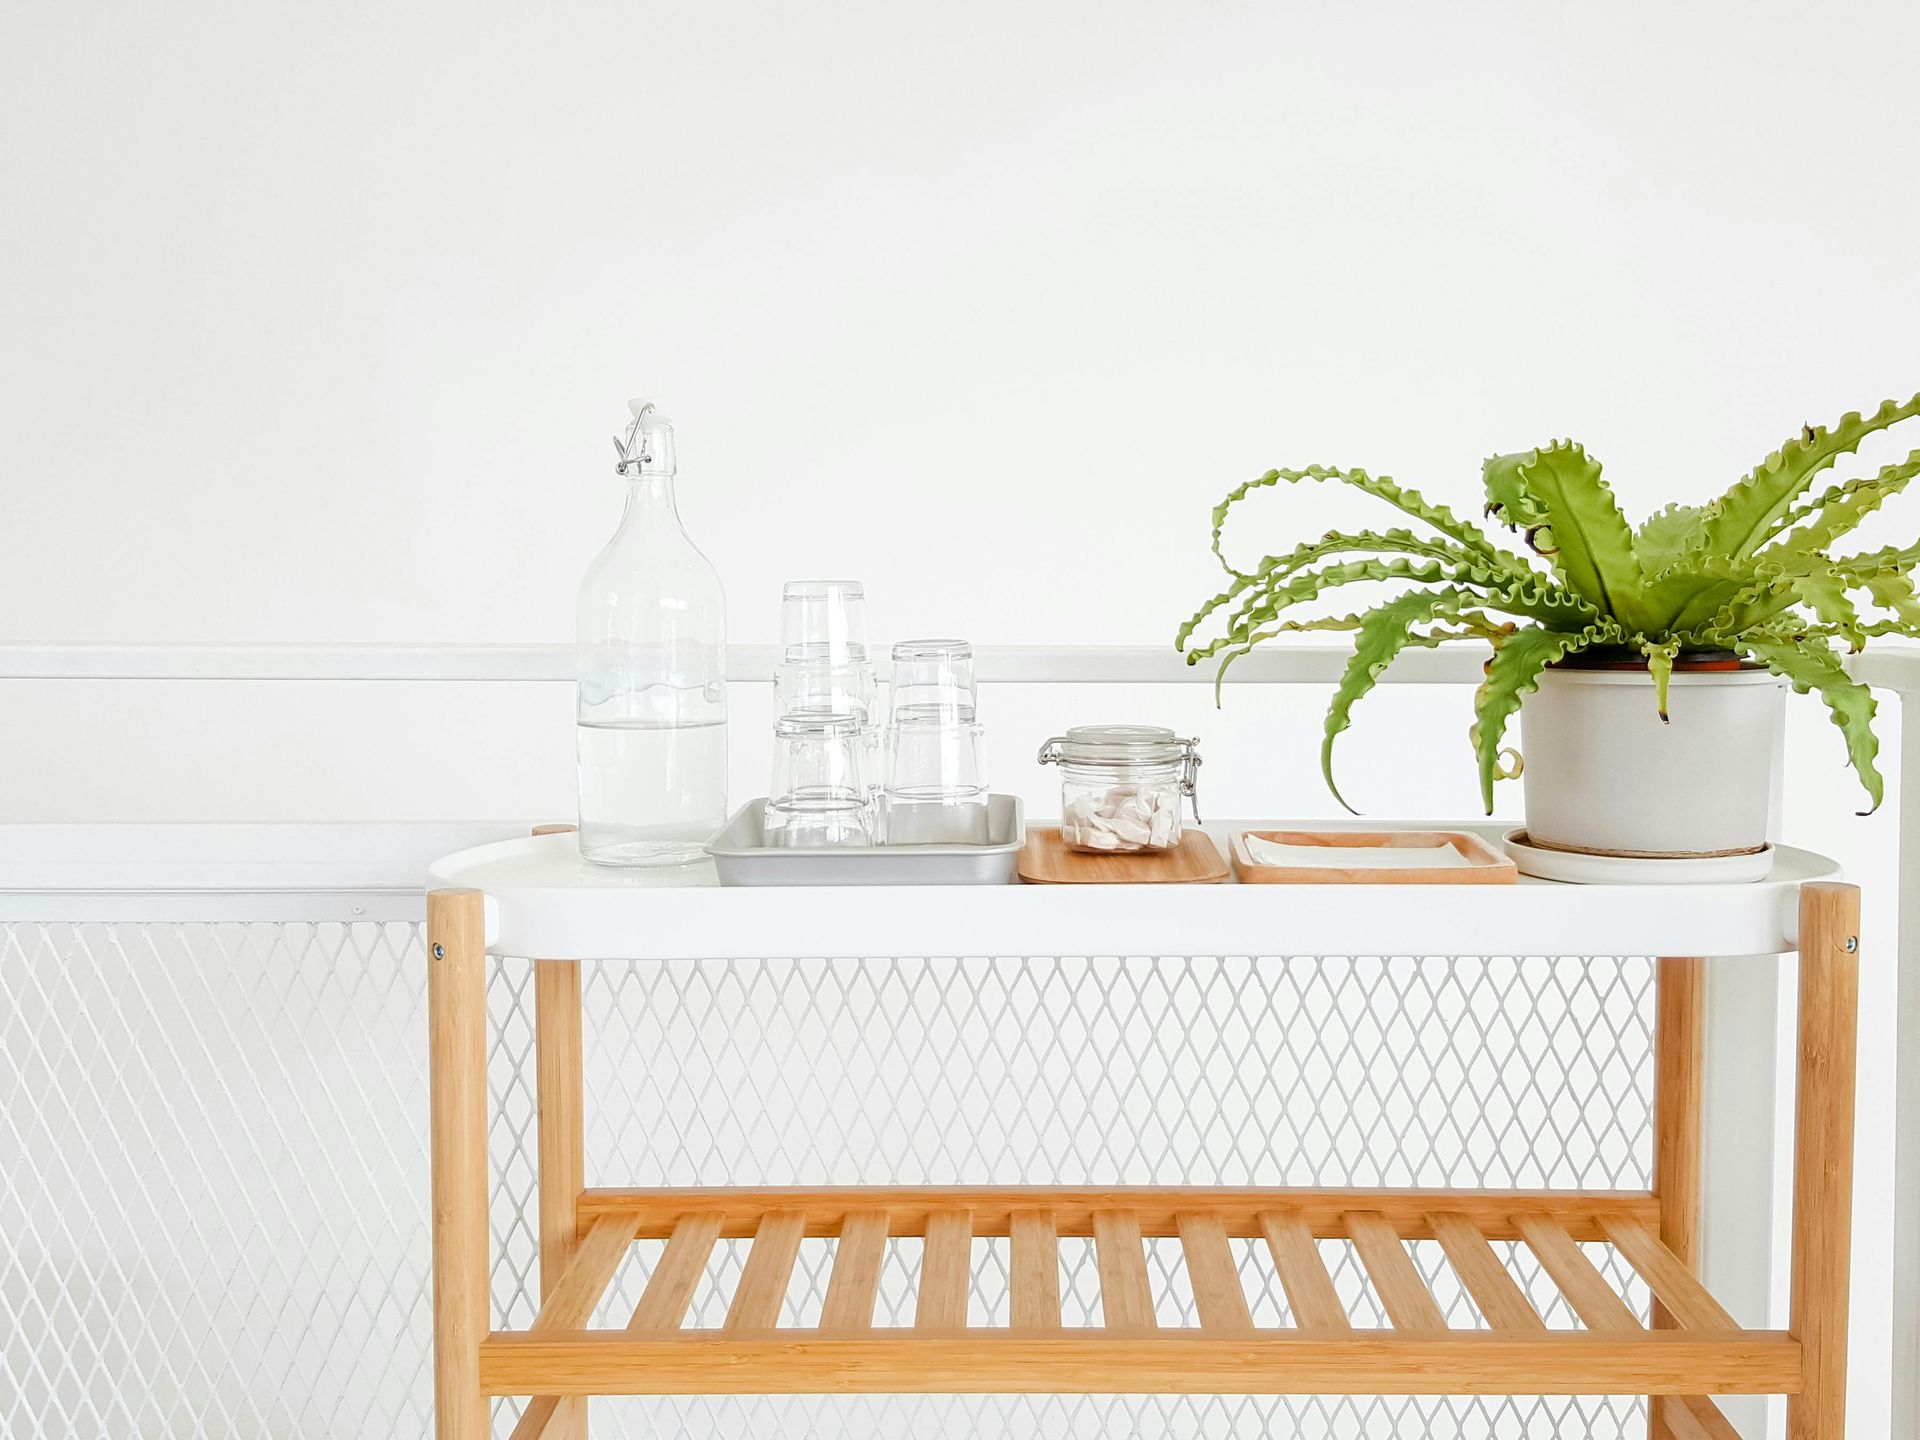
[1036,725,1201,853]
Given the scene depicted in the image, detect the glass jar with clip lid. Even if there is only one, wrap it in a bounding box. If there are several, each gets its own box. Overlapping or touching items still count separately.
[1036,725,1201,853]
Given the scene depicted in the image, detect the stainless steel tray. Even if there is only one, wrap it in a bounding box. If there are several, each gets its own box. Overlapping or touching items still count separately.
[706,795,1025,886]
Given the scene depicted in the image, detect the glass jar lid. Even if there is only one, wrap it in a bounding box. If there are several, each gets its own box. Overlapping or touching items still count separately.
[1036,725,1202,819]
[1050,724,1187,765]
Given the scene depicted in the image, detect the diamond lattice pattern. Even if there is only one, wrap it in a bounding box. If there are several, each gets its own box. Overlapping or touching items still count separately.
[4,921,1654,1438]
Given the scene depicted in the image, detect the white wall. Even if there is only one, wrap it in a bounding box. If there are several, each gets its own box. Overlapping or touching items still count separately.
[4,0,1918,651]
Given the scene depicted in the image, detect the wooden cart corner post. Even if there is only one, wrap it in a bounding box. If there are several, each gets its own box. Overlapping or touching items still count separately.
[427,886,490,1440]
[1789,881,1860,1440]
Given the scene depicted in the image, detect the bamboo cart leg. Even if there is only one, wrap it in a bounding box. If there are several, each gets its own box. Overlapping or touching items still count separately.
[1789,882,1860,1440]
[429,888,491,1440]
[1650,956,1705,1440]
[531,826,589,1440]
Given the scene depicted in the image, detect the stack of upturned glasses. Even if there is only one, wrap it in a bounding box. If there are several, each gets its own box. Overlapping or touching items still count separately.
[767,582,990,847]
[766,581,880,847]
[881,638,989,843]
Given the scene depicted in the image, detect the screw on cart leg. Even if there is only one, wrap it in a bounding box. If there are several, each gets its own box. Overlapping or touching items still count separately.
[1789,882,1860,1440]
[428,888,490,1440]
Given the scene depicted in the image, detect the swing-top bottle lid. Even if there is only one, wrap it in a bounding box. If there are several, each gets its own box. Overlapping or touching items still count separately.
[613,398,675,477]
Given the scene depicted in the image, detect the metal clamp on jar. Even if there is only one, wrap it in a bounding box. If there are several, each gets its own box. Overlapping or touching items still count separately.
[1036,725,1202,853]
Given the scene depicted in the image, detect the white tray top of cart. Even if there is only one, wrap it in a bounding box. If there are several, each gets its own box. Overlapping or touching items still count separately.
[427,823,1840,961]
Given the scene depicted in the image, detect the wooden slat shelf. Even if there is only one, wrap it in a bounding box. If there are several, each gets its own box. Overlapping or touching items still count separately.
[476,1185,1795,1402]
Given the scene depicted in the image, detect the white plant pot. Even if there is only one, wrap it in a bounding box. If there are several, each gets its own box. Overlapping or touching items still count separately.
[1516,665,1786,858]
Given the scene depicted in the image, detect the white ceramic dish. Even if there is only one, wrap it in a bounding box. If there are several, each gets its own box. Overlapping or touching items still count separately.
[1502,828,1774,885]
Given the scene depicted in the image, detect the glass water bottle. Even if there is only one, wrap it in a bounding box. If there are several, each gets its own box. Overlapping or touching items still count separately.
[576,400,728,866]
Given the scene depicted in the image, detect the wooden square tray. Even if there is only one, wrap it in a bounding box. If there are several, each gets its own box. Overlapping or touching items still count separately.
[1017,827,1230,884]
[1231,830,1518,884]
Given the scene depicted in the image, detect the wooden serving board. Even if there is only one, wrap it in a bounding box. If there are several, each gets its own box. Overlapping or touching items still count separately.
[1018,827,1229,884]
[1231,829,1517,884]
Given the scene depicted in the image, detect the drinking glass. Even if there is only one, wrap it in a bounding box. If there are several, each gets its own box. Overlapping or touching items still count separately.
[887,638,977,726]
[765,711,874,847]
[781,580,869,666]
[882,719,990,844]
[777,578,879,725]
[774,656,879,724]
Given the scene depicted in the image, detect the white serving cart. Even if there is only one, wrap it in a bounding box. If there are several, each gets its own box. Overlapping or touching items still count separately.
[424,823,1859,1440]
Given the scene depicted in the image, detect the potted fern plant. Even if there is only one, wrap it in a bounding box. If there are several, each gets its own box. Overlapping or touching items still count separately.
[1175,394,1920,864]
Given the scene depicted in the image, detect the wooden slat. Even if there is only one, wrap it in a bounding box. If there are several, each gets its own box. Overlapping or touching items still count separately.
[479,1329,1803,1397]
[1429,1212,1544,1332]
[627,1211,722,1332]
[1346,1211,1447,1332]
[1176,1211,1251,1332]
[1663,1393,1743,1440]
[1093,1210,1157,1331]
[1599,1217,1738,1332]
[1009,1209,1061,1329]
[506,1395,561,1440]
[531,1213,636,1332]
[1258,1211,1350,1331]
[819,1210,889,1332]
[577,1185,1659,1240]
[724,1210,806,1331]
[915,1209,973,1329]
[1513,1214,1641,1333]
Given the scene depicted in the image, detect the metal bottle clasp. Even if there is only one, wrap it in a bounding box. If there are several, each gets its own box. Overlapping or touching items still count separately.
[613,400,655,474]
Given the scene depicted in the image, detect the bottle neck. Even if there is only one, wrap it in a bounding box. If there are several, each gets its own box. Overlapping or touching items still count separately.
[618,473,685,533]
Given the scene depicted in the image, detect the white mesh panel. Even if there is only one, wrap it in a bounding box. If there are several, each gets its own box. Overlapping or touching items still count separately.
[5,920,1654,1438]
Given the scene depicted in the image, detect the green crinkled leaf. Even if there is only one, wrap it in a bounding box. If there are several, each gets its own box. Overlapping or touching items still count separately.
[1762,448,1920,556]
[1207,615,1361,702]
[1175,572,1255,652]
[1831,541,1920,576]
[1641,552,1751,635]
[1792,571,1865,650]
[1641,639,1681,720]
[1699,393,1920,559]
[1688,542,1920,644]
[1205,465,1528,580]
[1482,442,1657,630]
[1185,556,1524,667]
[1187,557,1601,672]
[1482,451,1550,531]
[1183,557,1457,666]
[1254,527,1500,582]
[1737,637,1883,811]
[1799,618,1920,644]
[1491,579,1612,630]
[1864,570,1920,626]
[1635,504,1713,573]
[1638,507,1749,633]
[1320,589,1485,814]
[1472,627,1598,813]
